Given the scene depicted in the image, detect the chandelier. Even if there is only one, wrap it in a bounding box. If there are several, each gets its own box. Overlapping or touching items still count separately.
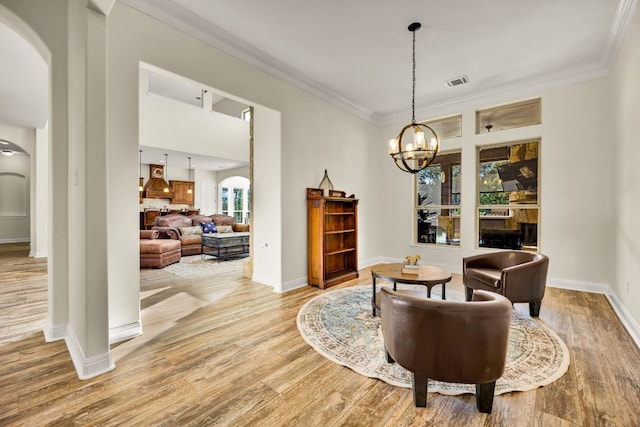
[388,22,440,174]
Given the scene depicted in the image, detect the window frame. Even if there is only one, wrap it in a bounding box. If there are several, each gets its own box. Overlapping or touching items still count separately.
[414,149,462,246]
[476,139,541,251]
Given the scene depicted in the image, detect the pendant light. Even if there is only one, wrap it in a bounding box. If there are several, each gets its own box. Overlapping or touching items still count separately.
[139,149,144,192]
[388,22,440,174]
[187,156,193,194]
[163,153,170,193]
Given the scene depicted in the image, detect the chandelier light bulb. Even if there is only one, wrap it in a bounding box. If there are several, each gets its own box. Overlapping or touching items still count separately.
[428,137,438,152]
[413,127,426,149]
[389,138,399,155]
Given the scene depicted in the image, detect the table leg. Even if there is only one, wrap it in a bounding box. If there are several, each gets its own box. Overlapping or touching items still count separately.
[427,285,431,298]
[442,282,446,300]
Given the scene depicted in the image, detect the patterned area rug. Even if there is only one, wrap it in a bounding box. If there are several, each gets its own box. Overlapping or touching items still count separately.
[297,285,570,395]
[163,255,243,279]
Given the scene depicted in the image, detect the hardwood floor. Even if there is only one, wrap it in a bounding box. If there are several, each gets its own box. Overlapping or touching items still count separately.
[1,244,639,426]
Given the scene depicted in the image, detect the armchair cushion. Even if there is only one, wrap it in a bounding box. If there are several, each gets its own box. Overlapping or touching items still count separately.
[190,215,212,226]
[178,226,203,236]
[217,225,234,233]
[464,267,502,288]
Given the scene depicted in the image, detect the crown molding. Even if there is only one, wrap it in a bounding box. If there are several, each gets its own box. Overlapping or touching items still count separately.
[380,61,611,128]
[120,0,637,127]
[120,0,381,123]
[87,0,116,16]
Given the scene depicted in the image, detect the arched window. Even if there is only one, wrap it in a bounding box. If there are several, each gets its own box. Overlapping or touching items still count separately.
[219,176,250,223]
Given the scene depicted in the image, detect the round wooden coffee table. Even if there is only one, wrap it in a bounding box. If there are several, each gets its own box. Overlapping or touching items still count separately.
[370,263,452,316]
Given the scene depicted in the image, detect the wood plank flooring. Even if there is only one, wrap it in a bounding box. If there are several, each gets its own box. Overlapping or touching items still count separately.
[1,244,639,426]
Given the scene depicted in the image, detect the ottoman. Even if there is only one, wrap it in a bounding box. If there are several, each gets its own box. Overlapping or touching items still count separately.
[140,230,181,268]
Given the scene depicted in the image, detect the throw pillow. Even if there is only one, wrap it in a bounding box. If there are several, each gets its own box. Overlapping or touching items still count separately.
[217,225,234,233]
[201,222,217,233]
[178,226,203,236]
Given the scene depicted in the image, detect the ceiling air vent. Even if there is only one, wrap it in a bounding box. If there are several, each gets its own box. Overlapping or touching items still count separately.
[445,75,469,88]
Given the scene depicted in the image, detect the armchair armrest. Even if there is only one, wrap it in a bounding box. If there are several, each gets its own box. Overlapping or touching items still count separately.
[140,230,159,240]
[233,223,250,232]
[151,226,180,240]
[463,252,504,271]
[501,256,549,301]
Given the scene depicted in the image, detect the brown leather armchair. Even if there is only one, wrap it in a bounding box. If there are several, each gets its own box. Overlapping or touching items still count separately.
[463,250,549,317]
[152,214,202,256]
[380,287,512,413]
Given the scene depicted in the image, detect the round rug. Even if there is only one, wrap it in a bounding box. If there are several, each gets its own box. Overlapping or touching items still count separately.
[297,285,570,395]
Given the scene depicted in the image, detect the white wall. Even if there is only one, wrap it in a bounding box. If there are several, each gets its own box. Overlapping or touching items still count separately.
[374,78,612,288]
[0,124,32,242]
[107,1,379,293]
[139,68,250,162]
[611,4,640,326]
[31,126,48,257]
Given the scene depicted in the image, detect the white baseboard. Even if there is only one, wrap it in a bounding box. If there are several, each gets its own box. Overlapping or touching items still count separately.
[606,292,640,349]
[280,277,307,293]
[29,250,48,258]
[109,321,142,344]
[43,322,68,342]
[547,277,609,294]
[66,326,115,380]
[0,237,29,243]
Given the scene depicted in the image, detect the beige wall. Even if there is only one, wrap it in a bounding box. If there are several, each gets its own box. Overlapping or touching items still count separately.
[0,123,32,242]
[106,2,380,292]
[611,3,640,329]
[139,67,250,162]
[374,77,612,285]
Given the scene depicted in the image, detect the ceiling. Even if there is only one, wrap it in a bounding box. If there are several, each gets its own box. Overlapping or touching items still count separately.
[139,145,248,173]
[0,0,636,139]
[123,0,637,125]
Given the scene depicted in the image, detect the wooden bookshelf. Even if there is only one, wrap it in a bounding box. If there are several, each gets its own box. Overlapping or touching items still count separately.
[307,188,359,288]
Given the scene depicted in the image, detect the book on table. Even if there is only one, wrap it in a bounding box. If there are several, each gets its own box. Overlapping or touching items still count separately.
[402,264,421,274]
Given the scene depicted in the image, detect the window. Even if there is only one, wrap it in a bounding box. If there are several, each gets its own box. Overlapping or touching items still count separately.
[233,188,243,223]
[221,187,229,215]
[476,98,541,134]
[416,151,461,246]
[219,176,250,223]
[425,114,462,139]
[477,140,539,251]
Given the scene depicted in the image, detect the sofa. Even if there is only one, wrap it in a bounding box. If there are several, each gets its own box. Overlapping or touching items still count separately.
[152,213,250,256]
[139,229,181,268]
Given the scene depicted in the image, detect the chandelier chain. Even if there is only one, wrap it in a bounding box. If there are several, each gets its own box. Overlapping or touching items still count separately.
[412,29,416,124]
